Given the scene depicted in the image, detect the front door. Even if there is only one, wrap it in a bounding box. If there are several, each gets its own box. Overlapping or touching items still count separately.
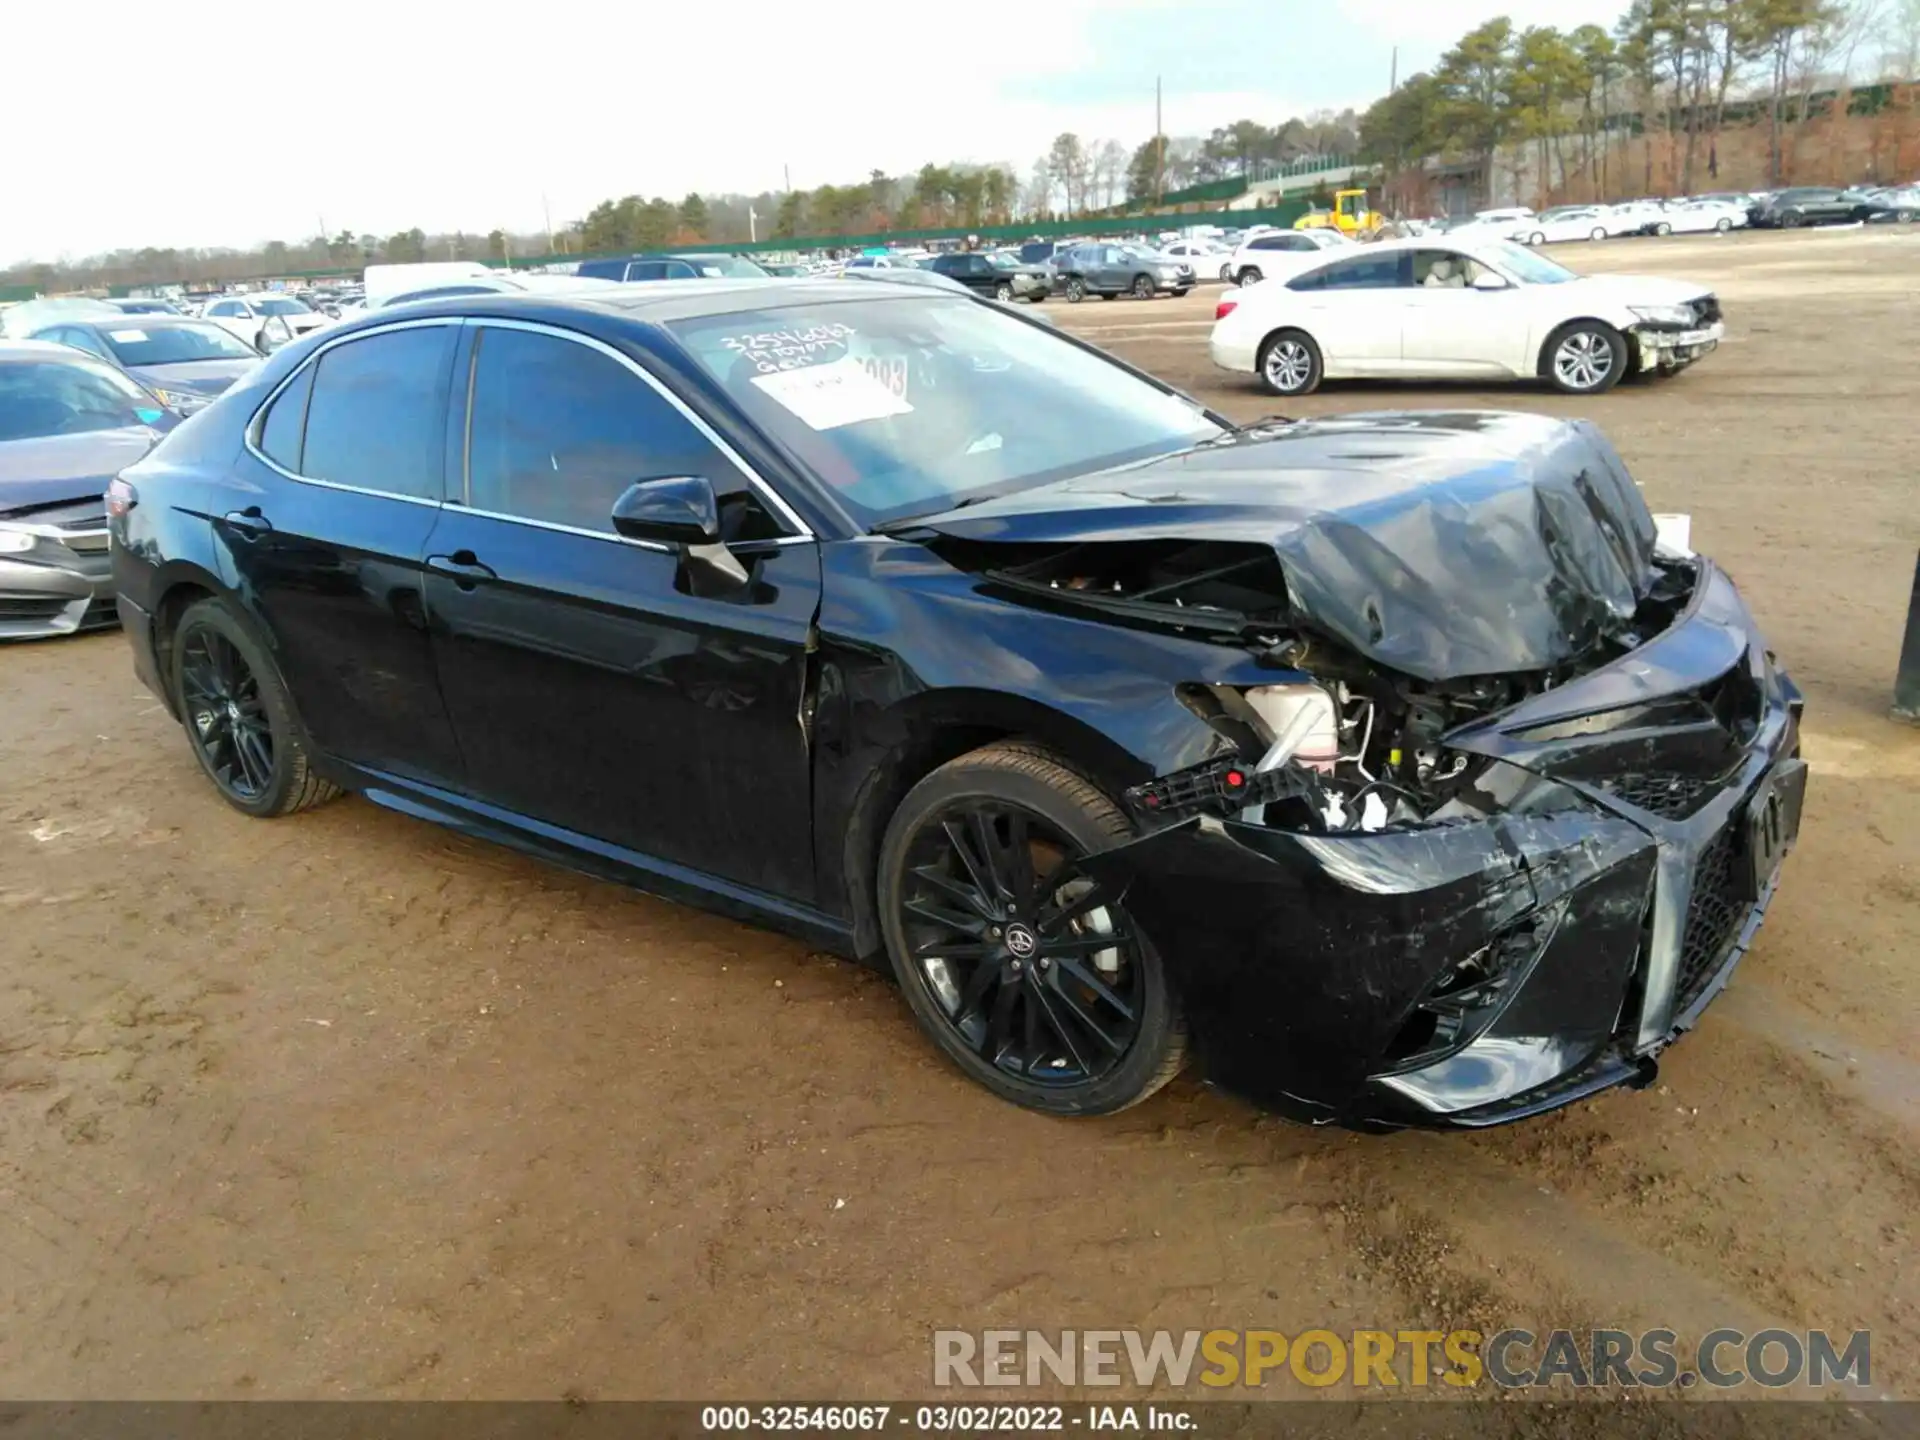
[1288,250,1406,372]
[222,321,466,783]
[423,321,822,904]
[1396,249,1533,376]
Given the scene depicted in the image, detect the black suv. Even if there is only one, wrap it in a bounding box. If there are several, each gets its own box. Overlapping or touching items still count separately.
[576,253,771,282]
[927,252,1051,302]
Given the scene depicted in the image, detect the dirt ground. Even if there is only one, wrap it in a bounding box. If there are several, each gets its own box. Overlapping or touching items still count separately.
[1,228,1915,1403]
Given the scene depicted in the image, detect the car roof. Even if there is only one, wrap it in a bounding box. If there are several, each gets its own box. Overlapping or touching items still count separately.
[0,338,108,362]
[326,278,941,331]
[37,314,217,333]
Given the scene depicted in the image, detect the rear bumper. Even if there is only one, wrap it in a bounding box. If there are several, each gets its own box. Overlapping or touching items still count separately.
[1084,562,1805,1129]
[0,551,117,641]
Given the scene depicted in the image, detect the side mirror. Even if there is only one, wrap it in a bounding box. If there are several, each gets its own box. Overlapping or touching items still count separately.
[1472,272,1510,291]
[610,474,722,546]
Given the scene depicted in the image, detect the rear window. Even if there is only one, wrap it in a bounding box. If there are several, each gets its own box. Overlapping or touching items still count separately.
[575,259,627,280]
[102,323,259,366]
[0,358,163,442]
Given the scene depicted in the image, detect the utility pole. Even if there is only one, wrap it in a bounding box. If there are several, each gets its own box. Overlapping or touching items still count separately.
[1389,46,1398,93]
[749,205,758,243]
[542,193,554,253]
[784,163,792,192]
[1154,75,1164,210]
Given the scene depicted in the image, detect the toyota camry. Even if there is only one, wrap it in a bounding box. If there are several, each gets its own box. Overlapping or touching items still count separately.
[112,280,1804,1127]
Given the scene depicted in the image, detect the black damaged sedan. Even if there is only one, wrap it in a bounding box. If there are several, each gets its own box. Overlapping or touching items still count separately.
[112,280,1806,1127]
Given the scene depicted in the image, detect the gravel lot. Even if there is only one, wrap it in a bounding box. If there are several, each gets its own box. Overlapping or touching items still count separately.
[1,227,1914,1402]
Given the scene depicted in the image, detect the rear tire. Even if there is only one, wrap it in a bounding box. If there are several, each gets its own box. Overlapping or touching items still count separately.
[1131,275,1154,299]
[1256,328,1322,397]
[877,741,1187,1117]
[169,597,341,818]
[1237,266,1263,287]
[1065,277,1086,303]
[994,282,1013,302]
[1527,231,1546,246]
[1715,217,1732,233]
[1654,221,1672,236]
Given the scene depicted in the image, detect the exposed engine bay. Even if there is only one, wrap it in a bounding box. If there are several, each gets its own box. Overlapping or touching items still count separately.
[926,533,1702,835]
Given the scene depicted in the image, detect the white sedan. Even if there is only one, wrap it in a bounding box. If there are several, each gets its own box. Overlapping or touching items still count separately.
[200,293,330,350]
[1654,200,1747,234]
[1511,206,1634,244]
[1208,237,1724,397]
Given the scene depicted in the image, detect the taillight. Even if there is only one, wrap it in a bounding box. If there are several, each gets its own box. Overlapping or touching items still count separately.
[1215,297,1238,321]
[105,477,137,518]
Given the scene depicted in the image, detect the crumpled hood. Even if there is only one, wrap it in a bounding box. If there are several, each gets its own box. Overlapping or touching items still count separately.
[0,427,163,515]
[907,410,1661,680]
[1565,273,1713,307]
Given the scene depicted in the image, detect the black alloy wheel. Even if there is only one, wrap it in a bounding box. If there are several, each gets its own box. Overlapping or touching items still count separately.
[1132,274,1155,298]
[179,625,274,801]
[170,597,340,817]
[878,742,1184,1115]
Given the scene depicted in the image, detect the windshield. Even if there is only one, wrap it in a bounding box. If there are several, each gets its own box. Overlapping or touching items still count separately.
[0,359,162,442]
[684,255,769,278]
[668,296,1223,529]
[102,322,259,366]
[986,253,1022,269]
[253,297,313,316]
[1483,240,1578,285]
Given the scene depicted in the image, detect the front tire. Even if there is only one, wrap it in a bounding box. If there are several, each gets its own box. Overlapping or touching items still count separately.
[1065,277,1086,303]
[1131,274,1155,299]
[169,597,340,818]
[1589,227,1607,241]
[1654,221,1672,236]
[1527,231,1546,246]
[1543,320,1627,395]
[1715,217,1732,232]
[1256,328,1323,396]
[1237,266,1262,287]
[994,282,1013,302]
[877,741,1186,1117]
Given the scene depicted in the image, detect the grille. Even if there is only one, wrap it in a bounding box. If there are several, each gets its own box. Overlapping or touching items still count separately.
[1674,823,1750,1010]
[1595,771,1716,819]
[0,594,71,621]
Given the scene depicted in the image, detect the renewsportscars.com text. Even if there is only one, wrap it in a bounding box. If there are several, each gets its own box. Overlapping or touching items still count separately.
[932,1328,1872,1391]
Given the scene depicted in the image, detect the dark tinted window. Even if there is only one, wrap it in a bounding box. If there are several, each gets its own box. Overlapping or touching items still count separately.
[299,328,450,498]
[625,261,669,281]
[465,326,743,535]
[257,362,315,470]
[575,259,626,280]
[1292,253,1403,291]
[664,261,699,279]
[1252,234,1310,251]
[0,358,162,442]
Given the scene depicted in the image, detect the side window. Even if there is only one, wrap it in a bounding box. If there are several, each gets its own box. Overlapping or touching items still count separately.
[1317,254,1405,290]
[1410,251,1488,288]
[664,261,699,279]
[208,301,238,318]
[300,327,451,499]
[256,361,316,471]
[464,326,759,538]
[627,261,669,281]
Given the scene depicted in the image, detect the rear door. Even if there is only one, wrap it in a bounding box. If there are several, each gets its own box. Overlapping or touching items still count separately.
[1284,250,1407,372]
[224,319,466,784]
[422,320,822,902]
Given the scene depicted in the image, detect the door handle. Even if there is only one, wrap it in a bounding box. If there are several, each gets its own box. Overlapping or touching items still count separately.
[222,506,272,538]
[425,550,497,587]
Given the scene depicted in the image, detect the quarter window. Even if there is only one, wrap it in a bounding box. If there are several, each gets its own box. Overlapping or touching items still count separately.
[463,326,753,537]
[257,361,315,471]
[298,327,451,499]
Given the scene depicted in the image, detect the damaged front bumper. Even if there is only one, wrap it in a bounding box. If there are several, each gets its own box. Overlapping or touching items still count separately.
[1632,321,1723,372]
[1083,561,1805,1129]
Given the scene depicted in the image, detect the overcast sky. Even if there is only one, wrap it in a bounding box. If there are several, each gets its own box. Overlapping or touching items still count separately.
[6,0,1623,262]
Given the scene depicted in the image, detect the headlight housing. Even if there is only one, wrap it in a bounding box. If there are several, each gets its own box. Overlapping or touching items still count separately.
[0,525,38,555]
[149,387,208,414]
[1629,303,1695,328]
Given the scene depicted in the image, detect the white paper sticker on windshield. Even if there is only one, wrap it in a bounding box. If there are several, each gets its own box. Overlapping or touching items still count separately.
[109,329,148,343]
[751,357,913,430]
